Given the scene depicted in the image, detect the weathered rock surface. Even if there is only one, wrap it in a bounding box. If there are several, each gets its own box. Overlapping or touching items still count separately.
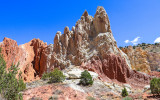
[0,6,152,87]
[0,38,47,82]
[81,54,151,88]
[40,6,150,87]
[122,44,160,72]
[42,6,131,72]
[122,46,151,73]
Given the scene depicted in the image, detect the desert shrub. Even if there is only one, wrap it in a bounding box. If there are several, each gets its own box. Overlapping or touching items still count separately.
[41,72,50,80]
[48,95,58,100]
[150,78,160,95]
[142,43,146,46]
[122,96,132,100]
[121,87,128,97]
[133,46,136,49]
[42,68,65,83]
[155,43,158,45]
[0,48,26,100]
[119,46,123,49]
[86,96,96,100]
[79,70,93,86]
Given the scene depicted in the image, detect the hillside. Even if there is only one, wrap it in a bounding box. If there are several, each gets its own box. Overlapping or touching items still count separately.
[0,6,159,100]
[121,43,160,73]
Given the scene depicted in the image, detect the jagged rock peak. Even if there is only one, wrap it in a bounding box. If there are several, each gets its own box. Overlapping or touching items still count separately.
[93,6,112,34]
[42,6,131,70]
[82,10,89,17]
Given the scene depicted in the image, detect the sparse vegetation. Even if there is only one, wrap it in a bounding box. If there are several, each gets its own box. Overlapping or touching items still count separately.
[122,96,132,100]
[0,48,26,100]
[119,46,123,49]
[48,95,58,100]
[121,87,128,97]
[155,43,159,45]
[133,46,136,49]
[86,96,96,100]
[42,68,65,83]
[79,70,93,86]
[150,78,160,95]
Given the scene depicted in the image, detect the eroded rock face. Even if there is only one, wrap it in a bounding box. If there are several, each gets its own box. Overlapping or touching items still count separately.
[0,38,47,82]
[81,54,151,87]
[0,6,151,87]
[122,46,151,73]
[122,44,160,72]
[40,6,150,87]
[0,37,20,69]
[42,6,131,71]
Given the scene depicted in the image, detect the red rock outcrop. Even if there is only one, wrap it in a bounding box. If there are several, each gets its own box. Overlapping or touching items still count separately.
[0,38,47,82]
[81,54,151,87]
[0,37,20,69]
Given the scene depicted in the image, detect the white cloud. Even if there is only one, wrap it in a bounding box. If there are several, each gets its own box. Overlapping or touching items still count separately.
[124,37,140,45]
[154,37,160,43]
[124,40,129,43]
[131,37,140,45]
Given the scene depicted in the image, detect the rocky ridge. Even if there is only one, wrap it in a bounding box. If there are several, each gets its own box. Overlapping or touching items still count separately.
[122,43,160,73]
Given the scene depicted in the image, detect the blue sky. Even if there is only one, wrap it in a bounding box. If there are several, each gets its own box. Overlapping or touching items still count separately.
[0,0,160,47]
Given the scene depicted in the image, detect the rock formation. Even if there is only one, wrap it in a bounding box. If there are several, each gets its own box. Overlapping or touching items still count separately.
[41,6,131,70]
[0,38,47,82]
[122,43,160,72]
[0,6,152,87]
[40,6,151,87]
[122,46,151,73]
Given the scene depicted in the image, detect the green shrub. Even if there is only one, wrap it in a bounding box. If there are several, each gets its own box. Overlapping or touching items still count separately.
[121,87,128,97]
[155,43,159,45]
[86,96,96,100]
[150,78,160,95]
[0,48,26,100]
[119,46,123,49]
[79,70,93,86]
[41,72,50,80]
[133,46,136,49]
[42,68,65,83]
[122,96,132,100]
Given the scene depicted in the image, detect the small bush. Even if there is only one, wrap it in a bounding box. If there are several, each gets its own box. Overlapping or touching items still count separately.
[86,96,96,100]
[133,46,136,49]
[41,72,50,80]
[150,78,160,95]
[122,96,132,100]
[79,70,93,86]
[119,46,123,49]
[42,68,65,83]
[121,87,128,97]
